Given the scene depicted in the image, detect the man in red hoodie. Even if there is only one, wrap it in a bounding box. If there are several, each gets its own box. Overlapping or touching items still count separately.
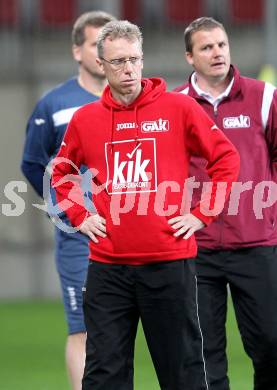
[52,20,239,390]
[175,17,277,390]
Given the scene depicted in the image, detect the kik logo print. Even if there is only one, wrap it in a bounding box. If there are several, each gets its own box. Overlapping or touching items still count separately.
[105,138,158,194]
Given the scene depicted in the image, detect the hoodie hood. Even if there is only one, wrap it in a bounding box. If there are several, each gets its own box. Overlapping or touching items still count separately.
[101,77,167,148]
[101,77,166,110]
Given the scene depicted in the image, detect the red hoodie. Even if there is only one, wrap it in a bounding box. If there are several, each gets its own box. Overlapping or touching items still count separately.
[52,78,239,264]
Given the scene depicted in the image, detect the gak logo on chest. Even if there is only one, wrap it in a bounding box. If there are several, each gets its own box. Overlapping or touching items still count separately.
[141,118,169,132]
[223,115,250,129]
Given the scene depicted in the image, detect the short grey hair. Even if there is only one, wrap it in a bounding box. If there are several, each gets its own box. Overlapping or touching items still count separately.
[72,11,116,46]
[97,20,143,58]
[184,17,227,53]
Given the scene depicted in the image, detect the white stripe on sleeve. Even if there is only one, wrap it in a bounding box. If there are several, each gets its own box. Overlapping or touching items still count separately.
[52,106,81,127]
[261,82,276,130]
[180,87,189,95]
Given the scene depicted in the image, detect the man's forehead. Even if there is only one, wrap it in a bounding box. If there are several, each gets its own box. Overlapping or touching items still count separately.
[103,36,142,53]
[104,36,139,46]
[192,28,228,44]
[193,28,227,39]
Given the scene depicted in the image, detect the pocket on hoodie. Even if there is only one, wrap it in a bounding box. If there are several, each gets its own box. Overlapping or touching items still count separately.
[106,211,175,255]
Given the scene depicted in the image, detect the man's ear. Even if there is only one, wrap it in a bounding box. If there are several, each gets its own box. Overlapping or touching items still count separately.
[96,57,103,70]
[185,51,194,66]
[72,44,81,63]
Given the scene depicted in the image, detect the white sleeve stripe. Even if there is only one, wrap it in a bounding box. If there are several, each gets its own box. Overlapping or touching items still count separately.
[52,106,81,127]
[261,82,276,130]
[179,87,189,95]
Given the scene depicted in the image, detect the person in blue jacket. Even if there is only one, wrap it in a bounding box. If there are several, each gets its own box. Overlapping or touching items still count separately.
[21,10,115,390]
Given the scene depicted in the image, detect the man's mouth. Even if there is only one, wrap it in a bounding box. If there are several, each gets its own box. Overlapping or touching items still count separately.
[122,79,135,84]
[211,62,225,67]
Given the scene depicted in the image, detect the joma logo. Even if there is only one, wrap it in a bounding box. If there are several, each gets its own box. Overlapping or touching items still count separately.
[116,122,137,131]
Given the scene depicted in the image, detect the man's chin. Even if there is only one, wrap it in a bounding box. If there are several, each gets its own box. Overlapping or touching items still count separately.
[94,73,106,81]
[211,70,228,81]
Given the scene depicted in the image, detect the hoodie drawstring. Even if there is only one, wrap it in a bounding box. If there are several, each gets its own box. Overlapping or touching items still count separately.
[110,106,114,155]
[134,105,140,145]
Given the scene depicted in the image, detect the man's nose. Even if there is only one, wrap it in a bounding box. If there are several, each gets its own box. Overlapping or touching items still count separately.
[213,45,222,56]
[123,60,134,72]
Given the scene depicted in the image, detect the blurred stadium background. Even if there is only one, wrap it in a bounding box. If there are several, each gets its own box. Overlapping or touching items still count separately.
[0,0,276,388]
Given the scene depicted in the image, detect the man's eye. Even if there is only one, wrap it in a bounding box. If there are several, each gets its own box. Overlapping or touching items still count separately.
[111,59,124,65]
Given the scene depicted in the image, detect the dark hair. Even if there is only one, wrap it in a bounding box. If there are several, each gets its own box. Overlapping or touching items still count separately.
[72,11,116,46]
[184,17,226,53]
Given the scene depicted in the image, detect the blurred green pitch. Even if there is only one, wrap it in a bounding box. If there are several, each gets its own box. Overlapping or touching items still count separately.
[0,300,252,389]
